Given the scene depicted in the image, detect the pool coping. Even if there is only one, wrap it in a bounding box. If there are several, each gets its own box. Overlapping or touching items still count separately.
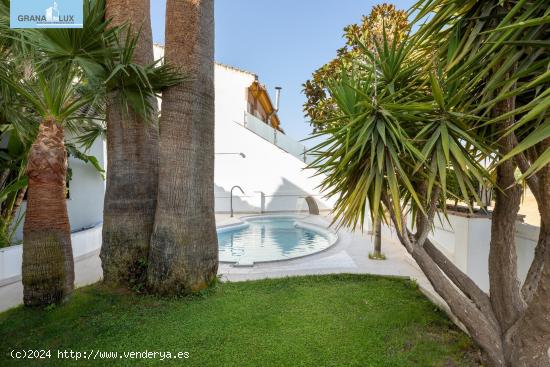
[216,214,339,267]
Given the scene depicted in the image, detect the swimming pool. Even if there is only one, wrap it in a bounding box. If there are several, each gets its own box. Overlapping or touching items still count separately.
[217,215,337,265]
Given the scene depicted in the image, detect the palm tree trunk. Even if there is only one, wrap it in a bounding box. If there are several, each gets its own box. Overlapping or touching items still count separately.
[22,118,74,306]
[148,0,218,295]
[100,0,159,286]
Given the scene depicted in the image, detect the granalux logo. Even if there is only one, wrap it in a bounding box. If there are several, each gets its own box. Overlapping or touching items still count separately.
[10,0,83,29]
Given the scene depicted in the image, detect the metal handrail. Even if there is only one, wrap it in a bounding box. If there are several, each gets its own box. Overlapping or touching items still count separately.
[230,185,245,217]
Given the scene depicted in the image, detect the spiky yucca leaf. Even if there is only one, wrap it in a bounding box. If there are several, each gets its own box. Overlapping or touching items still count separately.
[413,0,550,177]
[310,30,490,231]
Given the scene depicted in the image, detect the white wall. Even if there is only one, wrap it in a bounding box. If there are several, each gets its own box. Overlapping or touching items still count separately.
[65,135,105,231]
[213,64,333,213]
[154,44,333,214]
[381,211,539,292]
[514,222,538,283]
[8,51,331,243]
[9,47,331,243]
[0,224,102,285]
[431,213,539,292]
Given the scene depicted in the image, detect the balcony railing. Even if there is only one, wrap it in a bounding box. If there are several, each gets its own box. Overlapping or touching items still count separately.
[243,112,313,164]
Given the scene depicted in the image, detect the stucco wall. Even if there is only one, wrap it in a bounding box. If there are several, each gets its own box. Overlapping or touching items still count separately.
[0,224,102,286]
[9,48,332,244]
[430,214,538,292]
[156,43,333,213]
[380,212,539,292]
[213,65,333,213]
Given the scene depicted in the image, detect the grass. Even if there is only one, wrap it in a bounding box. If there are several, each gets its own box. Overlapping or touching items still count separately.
[369,252,387,260]
[0,274,479,366]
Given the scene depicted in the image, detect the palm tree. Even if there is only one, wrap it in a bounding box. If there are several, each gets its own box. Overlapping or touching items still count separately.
[100,0,161,287]
[1,1,108,305]
[148,0,218,295]
[0,63,97,305]
[0,0,181,305]
[24,119,73,306]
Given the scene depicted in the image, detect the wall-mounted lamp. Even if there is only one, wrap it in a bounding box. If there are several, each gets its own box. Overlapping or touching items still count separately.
[216,152,246,158]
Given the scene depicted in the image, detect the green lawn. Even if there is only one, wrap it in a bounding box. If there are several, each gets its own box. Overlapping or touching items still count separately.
[0,274,479,366]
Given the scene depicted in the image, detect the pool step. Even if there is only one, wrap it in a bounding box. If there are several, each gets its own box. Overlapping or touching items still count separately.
[233,260,254,267]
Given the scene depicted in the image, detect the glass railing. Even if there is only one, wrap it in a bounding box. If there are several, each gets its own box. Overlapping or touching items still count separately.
[243,112,313,164]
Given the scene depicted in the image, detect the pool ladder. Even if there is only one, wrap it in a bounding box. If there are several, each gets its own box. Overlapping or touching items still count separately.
[230,185,244,217]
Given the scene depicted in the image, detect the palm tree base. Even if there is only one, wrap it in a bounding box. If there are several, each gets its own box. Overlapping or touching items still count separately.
[100,218,152,287]
[147,225,218,296]
[22,231,73,306]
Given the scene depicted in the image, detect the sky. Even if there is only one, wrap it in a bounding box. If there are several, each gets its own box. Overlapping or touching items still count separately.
[150,0,416,145]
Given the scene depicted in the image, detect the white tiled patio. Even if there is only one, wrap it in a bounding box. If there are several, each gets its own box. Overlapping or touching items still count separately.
[216,213,423,281]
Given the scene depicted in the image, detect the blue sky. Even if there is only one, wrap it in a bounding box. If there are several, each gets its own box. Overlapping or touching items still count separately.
[151,0,416,145]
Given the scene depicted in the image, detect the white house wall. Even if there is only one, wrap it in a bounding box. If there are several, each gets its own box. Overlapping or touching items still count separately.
[11,49,333,243]
[381,213,539,292]
[156,44,333,214]
[213,64,333,213]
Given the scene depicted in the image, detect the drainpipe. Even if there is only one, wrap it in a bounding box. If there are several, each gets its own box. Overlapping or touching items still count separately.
[268,87,282,129]
[274,86,281,112]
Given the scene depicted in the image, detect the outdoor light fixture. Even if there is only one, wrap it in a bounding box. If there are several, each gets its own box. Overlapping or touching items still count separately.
[216,152,246,158]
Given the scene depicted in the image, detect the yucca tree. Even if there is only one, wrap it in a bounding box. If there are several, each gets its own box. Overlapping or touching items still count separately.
[100,0,161,287]
[310,1,549,365]
[303,3,410,132]
[148,0,218,295]
[412,1,550,365]
[0,0,180,305]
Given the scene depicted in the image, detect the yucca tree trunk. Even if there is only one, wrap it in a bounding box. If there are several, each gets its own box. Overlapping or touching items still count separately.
[373,216,382,257]
[509,159,550,366]
[22,118,74,306]
[510,242,550,366]
[100,0,159,286]
[148,0,218,295]
[488,97,525,343]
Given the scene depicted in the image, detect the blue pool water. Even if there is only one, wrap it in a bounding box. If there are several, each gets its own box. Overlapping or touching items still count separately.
[217,216,334,264]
